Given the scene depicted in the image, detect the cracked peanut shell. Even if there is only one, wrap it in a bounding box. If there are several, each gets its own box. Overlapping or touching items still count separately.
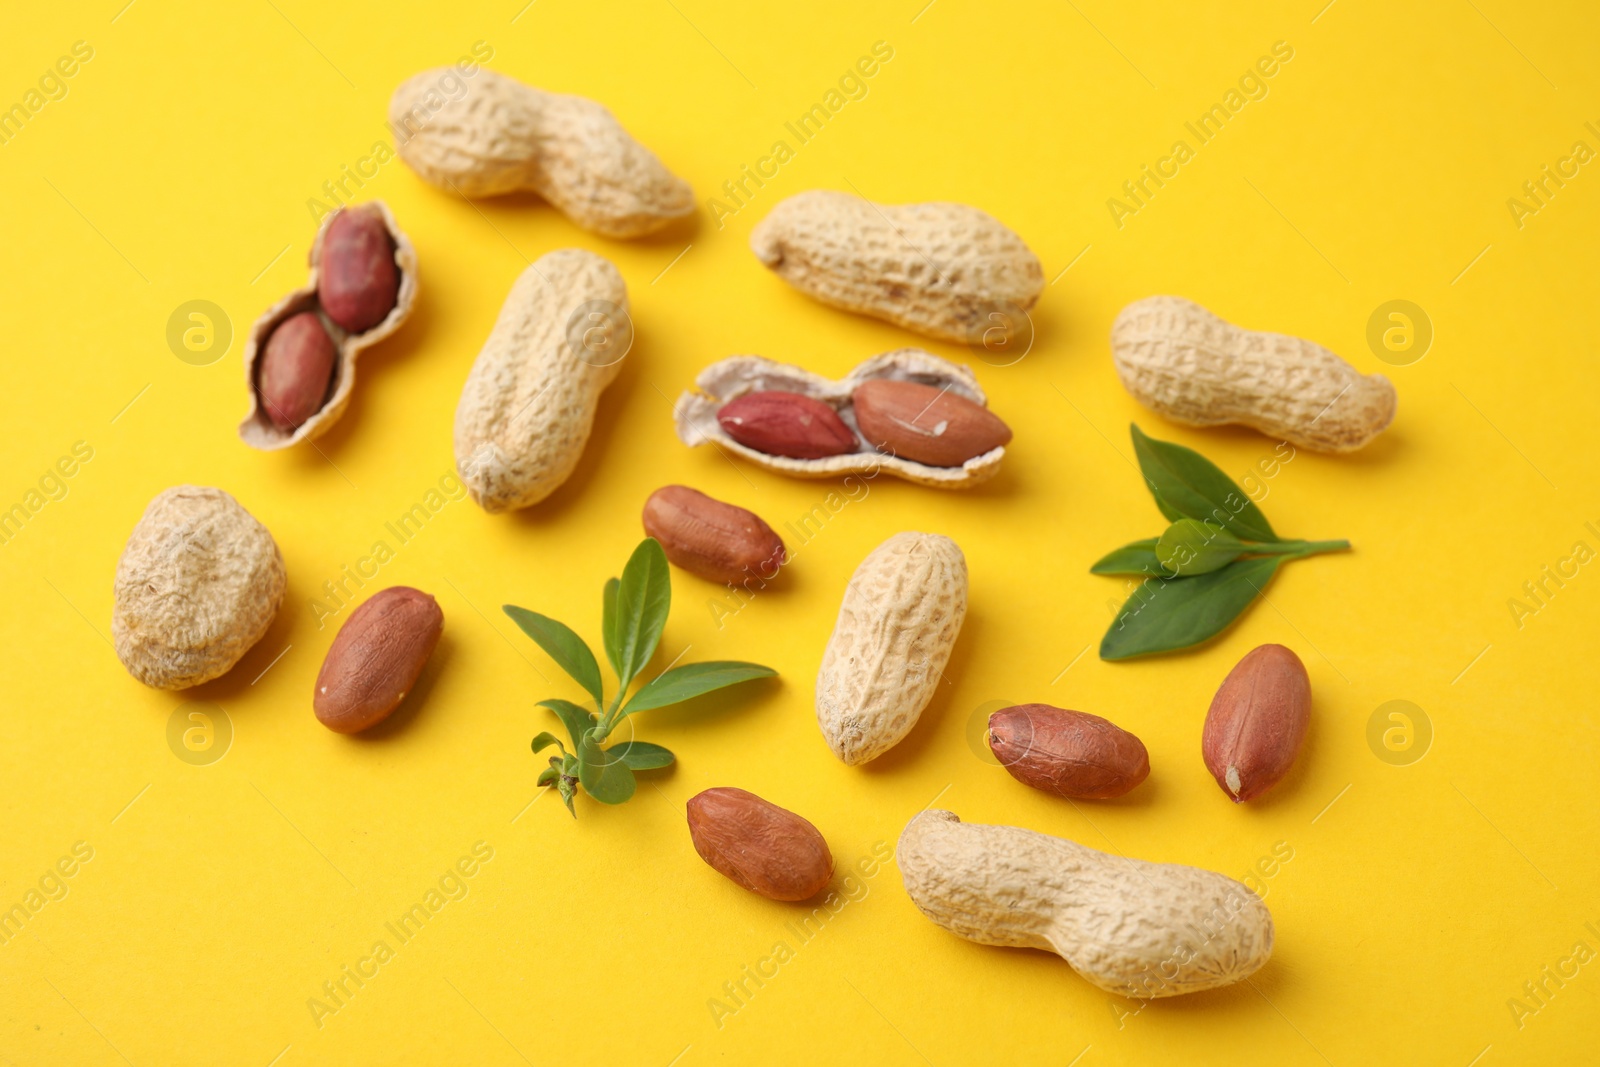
[113,486,286,690]
[389,68,694,238]
[239,202,418,450]
[899,810,1273,998]
[816,532,967,764]
[675,350,1006,489]
[1110,296,1397,452]
[750,190,1043,342]
[454,248,630,512]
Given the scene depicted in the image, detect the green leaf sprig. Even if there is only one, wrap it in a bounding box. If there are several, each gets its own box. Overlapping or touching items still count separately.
[1091,425,1349,660]
[505,538,776,816]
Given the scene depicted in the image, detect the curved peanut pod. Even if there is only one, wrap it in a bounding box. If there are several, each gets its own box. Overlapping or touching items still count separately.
[750,190,1043,342]
[1110,296,1397,453]
[816,532,967,764]
[389,69,694,238]
[899,810,1273,998]
[453,249,630,512]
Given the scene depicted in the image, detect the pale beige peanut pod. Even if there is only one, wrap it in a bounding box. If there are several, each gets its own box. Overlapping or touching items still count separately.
[899,810,1273,998]
[454,248,631,512]
[389,68,693,238]
[816,532,967,764]
[113,486,286,690]
[1110,295,1397,452]
[749,190,1043,342]
[674,350,1005,489]
[239,201,418,450]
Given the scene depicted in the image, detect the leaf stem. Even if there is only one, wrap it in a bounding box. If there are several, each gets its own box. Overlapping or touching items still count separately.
[598,688,627,739]
[1245,538,1350,558]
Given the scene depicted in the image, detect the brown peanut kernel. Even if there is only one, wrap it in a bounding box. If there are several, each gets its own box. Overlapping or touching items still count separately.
[686,787,833,901]
[852,378,1011,467]
[642,486,785,586]
[259,311,336,431]
[717,390,857,459]
[314,586,444,734]
[319,205,399,333]
[988,704,1149,799]
[1201,644,1310,802]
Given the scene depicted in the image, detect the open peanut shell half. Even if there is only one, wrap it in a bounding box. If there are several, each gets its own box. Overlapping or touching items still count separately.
[674,349,1004,489]
[238,201,419,450]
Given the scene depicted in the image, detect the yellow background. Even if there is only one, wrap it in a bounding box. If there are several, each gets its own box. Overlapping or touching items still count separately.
[2,1,1596,1064]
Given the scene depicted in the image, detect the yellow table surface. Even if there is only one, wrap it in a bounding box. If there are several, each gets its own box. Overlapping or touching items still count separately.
[3,2,1596,1064]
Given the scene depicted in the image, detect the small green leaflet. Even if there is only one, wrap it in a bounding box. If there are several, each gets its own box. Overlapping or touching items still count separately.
[1090,538,1161,575]
[578,729,636,804]
[538,699,596,751]
[607,741,675,770]
[621,661,777,716]
[601,577,622,679]
[1100,556,1284,660]
[613,539,671,692]
[1156,519,1244,576]
[1130,424,1277,543]
[504,607,605,708]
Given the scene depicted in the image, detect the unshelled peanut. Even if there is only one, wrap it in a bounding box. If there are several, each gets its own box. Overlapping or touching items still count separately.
[816,532,967,764]
[898,810,1273,997]
[1110,296,1397,452]
[389,69,693,238]
[113,487,286,690]
[454,248,630,512]
[750,191,1043,342]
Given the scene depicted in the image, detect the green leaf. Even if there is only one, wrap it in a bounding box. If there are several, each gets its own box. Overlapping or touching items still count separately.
[607,740,675,770]
[1100,555,1284,660]
[621,661,777,716]
[1156,519,1246,576]
[1148,487,1187,525]
[578,729,636,804]
[537,765,560,787]
[614,539,672,691]
[601,577,622,680]
[531,731,565,755]
[1089,538,1162,575]
[1130,425,1277,543]
[539,699,597,752]
[504,606,605,707]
